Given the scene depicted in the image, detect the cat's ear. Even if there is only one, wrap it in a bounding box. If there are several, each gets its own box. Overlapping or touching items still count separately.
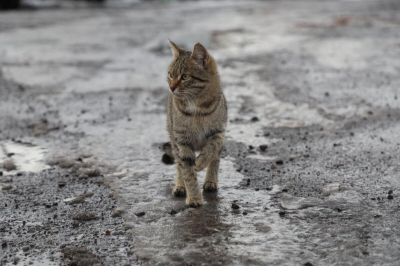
[191,43,209,68]
[168,39,184,58]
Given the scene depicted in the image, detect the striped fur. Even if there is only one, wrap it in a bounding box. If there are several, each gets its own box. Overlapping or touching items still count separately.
[165,40,227,207]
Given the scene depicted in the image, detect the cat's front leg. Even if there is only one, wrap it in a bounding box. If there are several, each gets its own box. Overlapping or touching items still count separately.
[194,131,225,172]
[176,145,203,207]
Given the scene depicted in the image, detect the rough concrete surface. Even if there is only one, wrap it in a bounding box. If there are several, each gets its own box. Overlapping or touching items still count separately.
[0,0,400,265]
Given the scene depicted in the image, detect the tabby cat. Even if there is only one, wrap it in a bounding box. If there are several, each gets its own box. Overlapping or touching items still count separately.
[163,40,227,207]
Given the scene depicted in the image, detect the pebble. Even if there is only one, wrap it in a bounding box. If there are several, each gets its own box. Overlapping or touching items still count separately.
[22,246,30,252]
[259,145,268,151]
[304,263,314,266]
[170,209,178,215]
[1,160,16,171]
[279,211,286,216]
[135,212,146,217]
[251,116,259,122]
[388,190,393,194]
[388,195,393,200]
[276,160,284,165]
[72,211,99,221]
[1,242,7,248]
[231,203,240,209]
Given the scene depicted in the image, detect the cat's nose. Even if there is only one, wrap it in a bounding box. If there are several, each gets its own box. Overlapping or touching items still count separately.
[170,86,176,92]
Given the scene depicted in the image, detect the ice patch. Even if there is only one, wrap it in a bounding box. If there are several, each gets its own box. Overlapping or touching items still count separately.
[0,141,50,176]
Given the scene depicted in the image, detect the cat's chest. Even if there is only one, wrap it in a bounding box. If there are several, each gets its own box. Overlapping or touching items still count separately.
[174,116,212,146]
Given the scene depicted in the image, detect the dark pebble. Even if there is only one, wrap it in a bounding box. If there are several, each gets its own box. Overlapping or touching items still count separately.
[7,153,15,157]
[58,181,66,188]
[246,179,250,186]
[336,208,342,212]
[388,190,393,194]
[135,212,146,217]
[388,195,394,200]
[105,230,111,235]
[251,116,259,122]
[0,171,2,176]
[231,203,240,209]
[45,204,52,208]
[279,211,286,216]
[259,145,268,151]
[276,160,283,165]
[1,242,7,248]
[161,153,174,165]
[170,209,178,215]
[242,212,248,215]
[248,145,254,150]
[282,189,288,192]
[304,263,314,266]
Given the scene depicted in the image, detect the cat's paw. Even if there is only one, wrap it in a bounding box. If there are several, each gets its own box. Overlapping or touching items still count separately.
[194,154,209,172]
[185,194,203,207]
[203,181,218,192]
[172,186,186,197]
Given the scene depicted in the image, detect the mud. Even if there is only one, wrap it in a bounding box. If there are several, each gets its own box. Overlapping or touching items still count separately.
[1,0,400,265]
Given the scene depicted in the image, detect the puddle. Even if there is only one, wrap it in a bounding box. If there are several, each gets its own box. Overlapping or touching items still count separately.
[0,141,50,176]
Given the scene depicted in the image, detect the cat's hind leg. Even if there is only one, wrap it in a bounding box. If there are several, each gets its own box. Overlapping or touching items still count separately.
[172,165,186,197]
[203,158,219,192]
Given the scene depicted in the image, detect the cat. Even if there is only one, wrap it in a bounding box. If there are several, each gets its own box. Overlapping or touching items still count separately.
[163,40,227,207]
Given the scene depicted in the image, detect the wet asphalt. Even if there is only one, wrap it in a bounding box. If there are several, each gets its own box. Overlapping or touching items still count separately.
[1,0,400,265]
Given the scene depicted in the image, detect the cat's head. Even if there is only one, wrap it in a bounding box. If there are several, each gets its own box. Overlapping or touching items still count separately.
[167,40,218,99]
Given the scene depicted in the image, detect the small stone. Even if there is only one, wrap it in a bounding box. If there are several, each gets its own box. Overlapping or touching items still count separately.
[105,230,111,235]
[279,211,286,216]
[135,212,145,217]
[170,209,178,215]
[7,153,15,157]
[1,184,12,190]
[161,154,174,165]
[1,160,16,171]
[259,145,268,151]
[250,116,259,122]
[231,203,240,209]
[388,190,393,194]
[388,195,394,200]
[72,211,99,221]
[112,209,125,218]
[58,181,66,188]
[248,145,254,150]
[271,165,276,169]
[1,242,7,248]
[242,212,248,215]
[22,246,30,252]
[276,160,284,165]
[304,263,314,266]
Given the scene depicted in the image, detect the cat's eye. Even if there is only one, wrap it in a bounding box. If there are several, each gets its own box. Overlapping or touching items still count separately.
[181,74,190,80]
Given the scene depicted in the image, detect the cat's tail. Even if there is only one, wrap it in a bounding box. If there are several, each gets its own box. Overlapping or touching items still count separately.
[161,142,175,165]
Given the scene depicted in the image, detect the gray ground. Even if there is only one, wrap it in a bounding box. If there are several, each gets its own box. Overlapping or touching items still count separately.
[1,0,400,265]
